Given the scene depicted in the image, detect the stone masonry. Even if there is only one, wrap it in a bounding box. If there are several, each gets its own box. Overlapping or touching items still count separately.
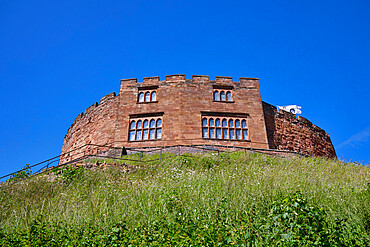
[263,102,336,158]
[60,74,336,163]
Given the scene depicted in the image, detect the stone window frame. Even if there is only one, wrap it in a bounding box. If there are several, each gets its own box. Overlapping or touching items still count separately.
[137,86,158,104]
[201,116,249,141]
[212,85,234,103]
[129,117,162,141]
[138,90,157,103]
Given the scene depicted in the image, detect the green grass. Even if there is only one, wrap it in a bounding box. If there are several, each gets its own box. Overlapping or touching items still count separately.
[0,151,369,246]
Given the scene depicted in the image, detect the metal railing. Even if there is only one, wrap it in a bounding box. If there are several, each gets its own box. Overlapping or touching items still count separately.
[0,142,308,183]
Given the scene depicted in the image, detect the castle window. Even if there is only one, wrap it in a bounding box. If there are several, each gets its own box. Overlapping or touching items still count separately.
[201,116,249,141]
[156,119,162,139]
[213,89,233,102]
[213,91,219,101]
[129,121,136,141]
[226,91,232,101]
[129,117,162,141]
[145,92,151,102]
[151,91,157,101]
[220,91,226,101]
[138,93,144,103]
[137,87,158,103]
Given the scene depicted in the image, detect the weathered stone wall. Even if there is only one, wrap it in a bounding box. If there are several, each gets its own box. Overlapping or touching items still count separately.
[59,75,336,164]
[114,75,269,150]
[262,102,336,158]
[60,92,119,163]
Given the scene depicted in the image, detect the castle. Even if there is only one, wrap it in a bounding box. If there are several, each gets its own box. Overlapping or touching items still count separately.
[60,74,336,163]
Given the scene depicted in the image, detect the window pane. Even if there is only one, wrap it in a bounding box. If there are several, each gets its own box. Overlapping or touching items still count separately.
[222,129,228,139]
[143,120,149,128]
[229,129,235,139]
[156,128,162,139]
[228,119,234,128]
[242,120,247,128]
[130,121,136,129]
[143,129,149,140]
[236,129,241,139]
[235,119,240,128]
[149,129,155,139]
[215,118,221,127]
[137,120,142,129]
[214,91,219,101]
[145,92,150,102]
[216,128,221,139]
[129,131,135,141]
[151,91,157,101]
[222,119,227,127]
[136,130,142,140]
[220,91,226,101]
[242,129,248,140]
[202,118,208,127]
[226,91,232,101]
[209,128,215,138]
[209,118,214,127]
[156,119,162,127]
[150,119,155,128]
[138,93,144,102]
[202,128,208,138]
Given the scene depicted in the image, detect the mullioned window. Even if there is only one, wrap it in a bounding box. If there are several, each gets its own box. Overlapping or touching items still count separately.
[202,117,248,140]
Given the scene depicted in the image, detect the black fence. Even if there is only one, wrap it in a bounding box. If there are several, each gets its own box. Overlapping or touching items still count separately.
[0,143,307,184]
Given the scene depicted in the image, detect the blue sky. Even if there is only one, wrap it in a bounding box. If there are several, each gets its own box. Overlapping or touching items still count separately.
[0,0,369,177]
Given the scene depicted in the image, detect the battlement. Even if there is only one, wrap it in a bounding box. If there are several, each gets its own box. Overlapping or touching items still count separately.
[120,74,260,91]
[61,74,336,165]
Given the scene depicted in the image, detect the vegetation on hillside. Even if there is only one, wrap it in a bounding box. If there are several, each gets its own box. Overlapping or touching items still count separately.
[0,152,369,246]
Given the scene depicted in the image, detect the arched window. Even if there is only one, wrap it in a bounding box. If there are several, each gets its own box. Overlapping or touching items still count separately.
[136,120,143,140]
[138,92,144,103]
[213,91,220,101]
[143,120,149,129]
[228,119,234,128]
[220,91,226,101]
[145,92,150,102]
[137,120,142,129]
[143,120,149,140]
[151,91,157,101]
[202,118,208,126]
[201,117,248,140]
[156,119,162,128]
[222,119,227,127]
[241,120,247,128]
[149,119,156,139]
[130,118,162,141]
[129,121,136,141]
[215,118,221,127]
[226,91,232,101]
[130,121,136,129]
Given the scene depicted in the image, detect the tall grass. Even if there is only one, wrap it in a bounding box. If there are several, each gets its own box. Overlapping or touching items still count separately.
[0,152,369,246]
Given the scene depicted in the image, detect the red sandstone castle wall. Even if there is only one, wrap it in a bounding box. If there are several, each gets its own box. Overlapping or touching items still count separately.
[59,75,337,164]
[262,102,336,158]
[114,75,269,149]
[60,92,118,163]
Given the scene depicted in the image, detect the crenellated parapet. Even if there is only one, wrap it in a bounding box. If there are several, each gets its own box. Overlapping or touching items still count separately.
[60,74,336,164]
[119,74,260,92]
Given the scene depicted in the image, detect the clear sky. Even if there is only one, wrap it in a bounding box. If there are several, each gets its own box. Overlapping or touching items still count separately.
[0,0,369,177]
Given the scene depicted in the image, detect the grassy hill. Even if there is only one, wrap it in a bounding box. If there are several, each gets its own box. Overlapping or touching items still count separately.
[0,151,369,246]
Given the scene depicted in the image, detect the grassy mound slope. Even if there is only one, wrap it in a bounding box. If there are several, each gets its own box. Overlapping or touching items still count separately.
[0,152,369,246]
